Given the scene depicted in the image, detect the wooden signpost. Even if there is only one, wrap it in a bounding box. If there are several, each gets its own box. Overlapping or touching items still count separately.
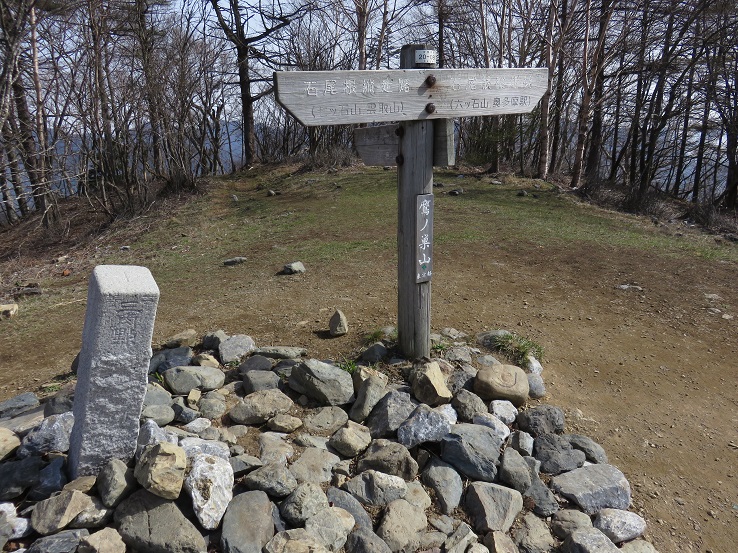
[274,45,546,360]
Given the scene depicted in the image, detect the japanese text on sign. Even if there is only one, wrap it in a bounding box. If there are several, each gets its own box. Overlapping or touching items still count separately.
[416,194,434,283]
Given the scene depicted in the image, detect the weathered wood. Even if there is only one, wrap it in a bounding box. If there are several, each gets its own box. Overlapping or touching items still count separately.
[433,119,456,166]
[354,123,454,167]
[397,45,433,360]
[274,67,547,126]
[354,125,399,166]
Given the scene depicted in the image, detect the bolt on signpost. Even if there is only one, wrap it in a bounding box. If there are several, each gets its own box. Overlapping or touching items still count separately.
[274,44,547,360]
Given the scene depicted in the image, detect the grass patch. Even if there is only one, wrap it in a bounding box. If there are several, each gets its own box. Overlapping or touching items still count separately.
[491,332,545,366]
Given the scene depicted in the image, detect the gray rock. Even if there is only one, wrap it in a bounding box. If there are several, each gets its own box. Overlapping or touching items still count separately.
[289,447,340,484]
[0,404,44,436]
[510,431,535,456]
[162,366,225,395]
[43,389,74,417]
[514,513,555,553]
[202,330,228,350]
[499,448,531,494]
[152,347,194,373]
[477,354,502,367]
[77,527,125,553]
[490,400,518,425]
[220,491,275,553]
[142,400,176,425]
[534,433,586,475]
[516,405,565,436]
[281,483,329,526]
[563,434,609,464]
[228,389,293,425]
[304,506,354,551]
[446,370,475,395]
[26,529,90,553]
[96,458,136,508]
[0,392,40,419]
[254,346,307,359]
[68,496,113,529]
[290,360,354,406]
[229,454,263,477]
[31,490,94,535]
[0,502,31,539]
[238,355,274,373]
[282,261,306,274]
[397,404,451,448]
[244,463,298,498]
[329,421,372,457]
[619,540,660,553]
[474,365,529,406]
[134,442,186,500]
[268,414,303,433]
[344,470,407,506]
[184,454,234,530]
[526,356,544,375]
[444,522,478,553]
[349,376,388,423]
[440,423,503,482]
[357,439,418,480]
[243,370,281,394]
[365,391,418,438]
[172,401,200,424]
[434,403,458,425]
[404,480,432,510]
[346,527,392,553]
[361,343,388,364]
[198,397,227,420]
[303,406,349,434]
[472,412,511,442]
[259,432,295,465]
[223,256,247,266]
[524,475,560,517]
[422,458,463,515]
[17,412,74,458]
[526,374,546,399]
[429,514,456,535]
[28,457,68,500]
[327,487,373,530]
[178,437,230,462]
[451,389,487,422]
[409,362,452,406]
[482,532,519,553]
[551,509,593,539]
[329,310,348,336]
[0,456,44,500]
[219,335,256,364]
[264,529,329,553]
[465,482,523,534]
[376,499,427,552]
[593,509,646,542]
[551,464,632,515]
[445,346,473,365]
[562,528,619,553]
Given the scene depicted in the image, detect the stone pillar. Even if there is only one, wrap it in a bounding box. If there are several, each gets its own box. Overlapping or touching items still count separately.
[69,265,159,478]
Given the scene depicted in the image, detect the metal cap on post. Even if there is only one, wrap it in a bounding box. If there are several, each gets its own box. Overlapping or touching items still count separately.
[397,45,436,360]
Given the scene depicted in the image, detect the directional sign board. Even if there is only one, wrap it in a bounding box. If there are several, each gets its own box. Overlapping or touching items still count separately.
[274,68,547,126]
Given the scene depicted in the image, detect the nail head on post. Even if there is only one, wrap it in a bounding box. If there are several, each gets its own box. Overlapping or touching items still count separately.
[425,103,436,114]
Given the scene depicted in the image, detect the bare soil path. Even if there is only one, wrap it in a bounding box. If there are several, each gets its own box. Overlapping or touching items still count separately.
[1,166,736,551]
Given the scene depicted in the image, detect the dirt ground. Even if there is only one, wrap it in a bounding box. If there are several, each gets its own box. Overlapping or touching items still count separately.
[1,180,736,552]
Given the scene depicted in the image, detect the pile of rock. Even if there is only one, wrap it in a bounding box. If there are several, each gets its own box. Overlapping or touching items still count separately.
[0,328,659,553]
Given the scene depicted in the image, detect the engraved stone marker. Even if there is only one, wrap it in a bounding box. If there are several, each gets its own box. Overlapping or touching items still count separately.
[69,265,160,478]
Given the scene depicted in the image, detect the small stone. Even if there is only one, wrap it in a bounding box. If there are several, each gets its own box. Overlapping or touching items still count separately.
[162,366,225,395]
[289,447,340,484]
[551,464,632,515]
[526,356,544,375]
[239,355,274,373]
[564,434,609,464]
[593,509,647,542]
[343,470,407,506]
[303,406,349,434]
[219,335,256,364]
[305,506,355,551]
[141,404,175,426]
[474,365,529,406]
[184,454,234,530]
[465,482,523,534]
[441,423,502,482]
[31,490,95,535]
[619,540,660,553]
[444,522,477,553]
[0,303,19,320]
[345,526,392,553]
[259,432,295,465]
[490,400,518,424]
[329,310,349,336]
[26,529,90,553]
[69,496,113,529]
[410,361,453,406]
[482,532,518,553]
[223,257,247,266]
[96,459,136,508]
[268,414,303,433]
[264,529,329,553]
[562,528,619,553]
[192,353,220,368]
[365,390,418,438]
[163,329,198,349]
[527,373,546,399]
[282,261,306,274]
[17,411,74,458]
[472,412,511,442]
[134,442,186,499]
[243,370,281,394]
[281,483,329,526]
[397,404,452,448]
[551,509,594,539]
[183,418,211,434]
[329,421,372,457]
[357,439,418,480]
[422,458,463,514]
[404,481,432,510]
[326,487,373,530]
[514,513,555,553]
[254,346,308,359]
[510,431,535,456]
[220,490,275,553]
[451,389,487,422]
[534,433,586,475]
[77,527,126,553]
[376,499,427,552]
[499,448,532,493]
[517,405,565,436]
[290,360,354,406]
[361,342,388,364]
[229,454,263,477]
[245,464,298,498]
[349,376,388,423]
[228,389,294,425]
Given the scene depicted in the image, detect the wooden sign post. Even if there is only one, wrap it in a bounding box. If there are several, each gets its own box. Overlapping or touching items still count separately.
[274,47,546,360]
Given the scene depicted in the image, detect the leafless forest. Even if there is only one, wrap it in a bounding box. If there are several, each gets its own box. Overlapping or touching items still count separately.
[1,0,736,228]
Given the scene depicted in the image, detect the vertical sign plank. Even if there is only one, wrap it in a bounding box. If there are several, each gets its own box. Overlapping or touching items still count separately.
[397,44,433,360]
[416,194,434,283]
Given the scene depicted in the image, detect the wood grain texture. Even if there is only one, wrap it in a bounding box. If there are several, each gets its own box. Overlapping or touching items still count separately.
[274,67,547,126]
[354,125,399,166]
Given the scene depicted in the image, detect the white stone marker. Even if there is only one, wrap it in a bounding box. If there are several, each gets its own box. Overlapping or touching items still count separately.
[69,265,160,478]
